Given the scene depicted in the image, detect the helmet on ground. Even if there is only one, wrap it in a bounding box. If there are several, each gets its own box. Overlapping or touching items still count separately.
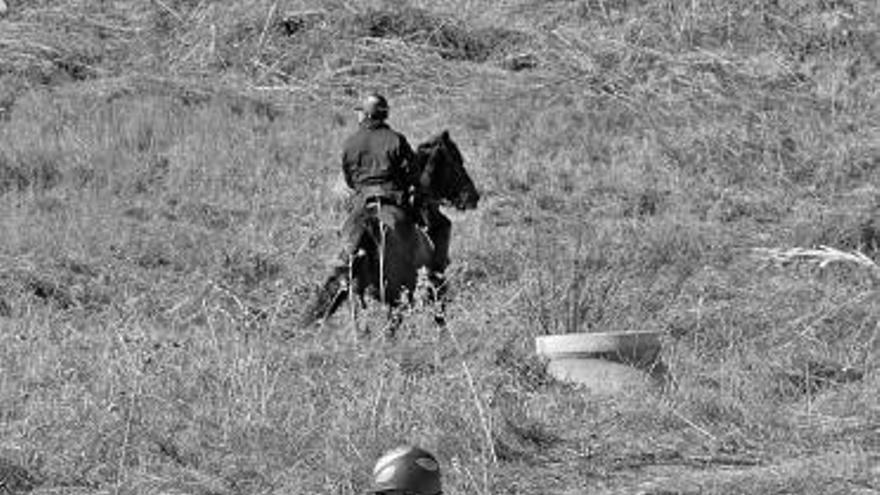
[368,445,442,494]
[355,93,390,120]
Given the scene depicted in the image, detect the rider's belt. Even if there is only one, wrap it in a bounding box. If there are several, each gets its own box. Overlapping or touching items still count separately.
[359,185,403,206]
[364,196,399,208]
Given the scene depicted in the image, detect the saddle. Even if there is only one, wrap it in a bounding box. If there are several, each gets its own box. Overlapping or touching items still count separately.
[355,185,427,228]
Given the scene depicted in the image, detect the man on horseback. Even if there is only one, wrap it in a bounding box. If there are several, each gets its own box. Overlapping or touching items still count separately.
[300,95,478,327]
[325,93,425,283]
[303,94,459,327]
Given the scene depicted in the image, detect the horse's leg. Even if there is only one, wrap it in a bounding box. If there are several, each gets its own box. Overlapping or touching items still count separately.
[431,282,447,327]
[347,250,362,338]
[299,270,348,328]
[347,288,359,339]
[384,307,403,340]
[433,299,446,327]
[426,207,452,274]
[378,220,388,306]
[324,281,348,321]
[425,245,448,326]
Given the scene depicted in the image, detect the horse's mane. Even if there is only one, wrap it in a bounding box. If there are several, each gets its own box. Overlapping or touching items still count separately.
[416,130,456,156]
[413,130,464,196]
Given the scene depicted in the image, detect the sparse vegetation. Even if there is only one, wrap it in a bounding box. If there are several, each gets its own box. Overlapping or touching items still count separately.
[1,0,878,494]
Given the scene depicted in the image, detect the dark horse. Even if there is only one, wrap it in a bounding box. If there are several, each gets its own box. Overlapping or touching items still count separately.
[301,130,479,327]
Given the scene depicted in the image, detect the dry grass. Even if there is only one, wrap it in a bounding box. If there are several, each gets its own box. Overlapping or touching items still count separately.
[0,0,878,494]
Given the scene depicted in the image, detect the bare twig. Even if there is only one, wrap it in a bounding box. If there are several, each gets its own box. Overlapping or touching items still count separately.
[151,0,184,24]
[256,0,278,53]
[446,323,497,491]
[753,245,880,277]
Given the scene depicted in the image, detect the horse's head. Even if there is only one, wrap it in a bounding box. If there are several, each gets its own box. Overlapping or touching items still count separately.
[415,131,480,210]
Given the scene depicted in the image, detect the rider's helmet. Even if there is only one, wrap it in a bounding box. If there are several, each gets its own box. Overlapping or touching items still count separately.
[368,445,442,495]
[355,93,390,120]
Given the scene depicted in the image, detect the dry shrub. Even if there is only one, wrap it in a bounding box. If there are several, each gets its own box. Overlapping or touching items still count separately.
[524,217,708,335]
[339,6,525,62]
[0,257,114,314]
[0,2,143,84]
[0,151,62,194]
[165,3,530,95]
[493,339,552,392]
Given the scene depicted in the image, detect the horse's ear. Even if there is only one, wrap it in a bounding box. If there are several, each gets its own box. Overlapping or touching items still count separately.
[441,130,450,141]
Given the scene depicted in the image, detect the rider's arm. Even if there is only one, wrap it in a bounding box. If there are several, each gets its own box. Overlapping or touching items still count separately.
[396,135,419,189]
[341,147,356,189]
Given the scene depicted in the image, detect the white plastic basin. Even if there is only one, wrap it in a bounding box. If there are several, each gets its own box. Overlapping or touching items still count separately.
[535,330,662,361]
[546,358,655,394]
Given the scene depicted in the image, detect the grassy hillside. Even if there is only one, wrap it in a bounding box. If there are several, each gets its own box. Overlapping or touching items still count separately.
[1,0,878,494]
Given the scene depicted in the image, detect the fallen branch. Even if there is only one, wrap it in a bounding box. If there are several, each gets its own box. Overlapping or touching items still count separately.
[753,245,880,278]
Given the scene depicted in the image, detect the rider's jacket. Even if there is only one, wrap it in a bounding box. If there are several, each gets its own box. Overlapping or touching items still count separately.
[342,119,415,201]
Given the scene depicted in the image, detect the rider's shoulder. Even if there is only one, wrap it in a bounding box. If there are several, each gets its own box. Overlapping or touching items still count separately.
[347,122,409,148]
[385,126,412,145]
[374,124,410,146]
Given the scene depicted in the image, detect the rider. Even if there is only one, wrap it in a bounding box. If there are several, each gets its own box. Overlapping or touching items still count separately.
[368,445,443,495]
[327,93,418,282]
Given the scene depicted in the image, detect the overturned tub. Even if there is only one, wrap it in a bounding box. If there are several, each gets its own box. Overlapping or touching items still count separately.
[535,331,665,394]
